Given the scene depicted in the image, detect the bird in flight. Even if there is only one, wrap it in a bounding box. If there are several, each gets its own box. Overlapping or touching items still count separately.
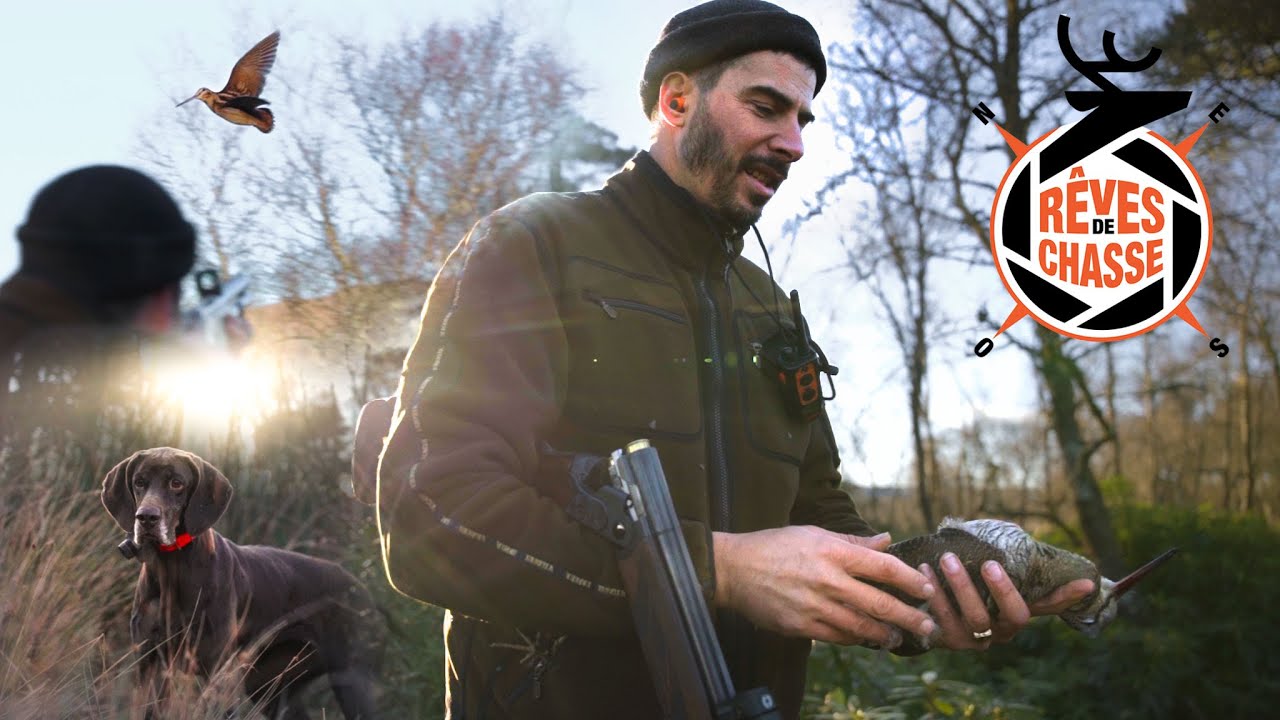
[177,31,280,133]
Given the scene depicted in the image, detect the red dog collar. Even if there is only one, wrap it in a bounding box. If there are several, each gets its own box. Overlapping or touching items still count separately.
[158,533,194,553]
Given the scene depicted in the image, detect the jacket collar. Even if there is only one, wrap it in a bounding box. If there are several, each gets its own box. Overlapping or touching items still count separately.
[0,272,96,327]
[605,151,747,270]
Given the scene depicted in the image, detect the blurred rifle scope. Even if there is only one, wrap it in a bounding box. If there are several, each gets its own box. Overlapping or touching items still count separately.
[185,268,253,349]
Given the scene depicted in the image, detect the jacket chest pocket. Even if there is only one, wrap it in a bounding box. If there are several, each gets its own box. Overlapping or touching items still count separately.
[560,261,700,438]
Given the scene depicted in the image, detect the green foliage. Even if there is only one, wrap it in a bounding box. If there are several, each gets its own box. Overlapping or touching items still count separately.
[807,505,1280,720]
[1098,474,1137,509]
[349,511,449,718]
[805,646,1047,720]
[1151,0,1280,85]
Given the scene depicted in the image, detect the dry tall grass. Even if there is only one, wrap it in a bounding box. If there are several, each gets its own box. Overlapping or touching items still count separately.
[0,379,446,718]
[0,450,294,719]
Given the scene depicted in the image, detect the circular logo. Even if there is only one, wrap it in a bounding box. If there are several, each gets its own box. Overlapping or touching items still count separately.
[990,122,1212,341]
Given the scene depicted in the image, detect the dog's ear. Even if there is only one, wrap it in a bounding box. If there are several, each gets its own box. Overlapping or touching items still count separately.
[102,450,144,533]
[181,453,233,535]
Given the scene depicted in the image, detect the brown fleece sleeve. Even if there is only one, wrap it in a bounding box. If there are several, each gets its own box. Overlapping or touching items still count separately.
[789,412,878,537]
[376,212,633,637]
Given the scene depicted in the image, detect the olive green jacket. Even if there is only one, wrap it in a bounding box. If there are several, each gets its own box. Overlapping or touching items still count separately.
[0,273,125,441]
[376,152,876,719]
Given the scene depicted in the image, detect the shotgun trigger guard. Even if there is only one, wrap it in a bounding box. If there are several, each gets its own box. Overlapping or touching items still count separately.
[565,458,636,549]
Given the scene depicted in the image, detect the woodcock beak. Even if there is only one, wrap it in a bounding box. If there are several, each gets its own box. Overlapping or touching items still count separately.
[1111,547,1179,598]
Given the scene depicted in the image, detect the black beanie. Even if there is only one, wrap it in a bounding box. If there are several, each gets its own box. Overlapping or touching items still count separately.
[16,165,196,303]
[640,0,827,117]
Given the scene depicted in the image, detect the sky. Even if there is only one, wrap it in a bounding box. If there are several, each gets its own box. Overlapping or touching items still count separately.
[0,0,1040,489]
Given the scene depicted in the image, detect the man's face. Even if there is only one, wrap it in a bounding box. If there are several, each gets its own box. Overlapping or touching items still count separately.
[677,51,816,228]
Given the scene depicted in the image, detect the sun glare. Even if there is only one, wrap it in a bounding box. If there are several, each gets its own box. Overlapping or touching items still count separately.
[146,348,279,437]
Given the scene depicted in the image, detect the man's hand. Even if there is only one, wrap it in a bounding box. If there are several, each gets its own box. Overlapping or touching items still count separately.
[351,396,395,505]
[920,553,1096,650]
[713,526,936,649]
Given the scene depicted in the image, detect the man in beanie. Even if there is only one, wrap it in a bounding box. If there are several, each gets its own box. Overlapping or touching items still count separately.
[357,2,1096,717]
[0,165,196,442]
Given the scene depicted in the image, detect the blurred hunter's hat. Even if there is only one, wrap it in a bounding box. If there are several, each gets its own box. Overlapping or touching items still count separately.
[16,165,196,302]
[640,0,827,116]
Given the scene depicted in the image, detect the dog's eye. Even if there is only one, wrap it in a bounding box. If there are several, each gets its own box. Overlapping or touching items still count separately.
[169,478,184,491]
[132,477,146,487]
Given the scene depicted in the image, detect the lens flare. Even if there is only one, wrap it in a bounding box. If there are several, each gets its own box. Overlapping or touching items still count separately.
[145,346,278,437]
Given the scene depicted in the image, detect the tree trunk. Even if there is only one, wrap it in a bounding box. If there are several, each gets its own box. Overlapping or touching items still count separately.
[1141,334,1161,503]
[1037,327,1125,576]
[910,349,935,529]
[1104,343,1123,482]
[1238,310,1257,512]
[996,3,1122,574]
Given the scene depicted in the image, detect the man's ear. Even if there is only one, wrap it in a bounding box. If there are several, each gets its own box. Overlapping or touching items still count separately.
[102,450,144,533]
[658,72,695,127]
[132,283,181,335]
[180,452,233,535]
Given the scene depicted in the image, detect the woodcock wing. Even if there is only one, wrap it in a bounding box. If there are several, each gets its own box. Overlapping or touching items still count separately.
[886,517,1177,651]
[176,31,280,133]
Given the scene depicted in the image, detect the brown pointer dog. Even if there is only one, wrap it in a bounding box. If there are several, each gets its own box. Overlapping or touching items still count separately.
[102,447,381,719]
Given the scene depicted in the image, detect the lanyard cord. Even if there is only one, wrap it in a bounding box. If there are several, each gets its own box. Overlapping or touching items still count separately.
[728,225,793,338]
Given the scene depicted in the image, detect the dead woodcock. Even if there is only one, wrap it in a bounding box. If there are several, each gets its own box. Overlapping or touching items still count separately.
[176,31,280,133]
[886,518,1178,650]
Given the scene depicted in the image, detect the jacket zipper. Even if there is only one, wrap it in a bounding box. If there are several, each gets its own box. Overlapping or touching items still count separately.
[717,249,734,529]
[714,238,756,686]
[697,245,733,533]
[582,290,687,324]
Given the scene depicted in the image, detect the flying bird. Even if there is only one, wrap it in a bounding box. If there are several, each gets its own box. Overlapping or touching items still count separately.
[177,31,280,133]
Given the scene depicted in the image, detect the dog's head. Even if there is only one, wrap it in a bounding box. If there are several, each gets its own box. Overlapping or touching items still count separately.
[101,447,233,549]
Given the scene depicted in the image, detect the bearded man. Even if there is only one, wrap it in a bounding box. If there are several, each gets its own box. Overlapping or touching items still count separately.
[357,2,1094,718]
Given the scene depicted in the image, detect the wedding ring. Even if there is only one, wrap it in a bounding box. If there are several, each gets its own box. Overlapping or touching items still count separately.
[971,629,994,640]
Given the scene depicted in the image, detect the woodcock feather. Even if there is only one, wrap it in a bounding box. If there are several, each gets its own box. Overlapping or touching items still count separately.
[177,31,280,133]
[886,518,1177,650]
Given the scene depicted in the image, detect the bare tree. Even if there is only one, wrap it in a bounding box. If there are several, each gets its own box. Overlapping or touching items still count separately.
[338,17,579,282]
[137,14,619,413]
[815,0,1138,573]
[1143,0,1280,518]
[794,62,961,528]
[1189,149,1280,514]
[139,107,259,279]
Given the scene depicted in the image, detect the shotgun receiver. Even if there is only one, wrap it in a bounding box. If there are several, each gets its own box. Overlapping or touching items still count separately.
[577,439,781,720]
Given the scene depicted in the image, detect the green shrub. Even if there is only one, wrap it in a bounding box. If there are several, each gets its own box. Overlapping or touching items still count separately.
[805,645,1048,719]
[806,505,1280,720]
